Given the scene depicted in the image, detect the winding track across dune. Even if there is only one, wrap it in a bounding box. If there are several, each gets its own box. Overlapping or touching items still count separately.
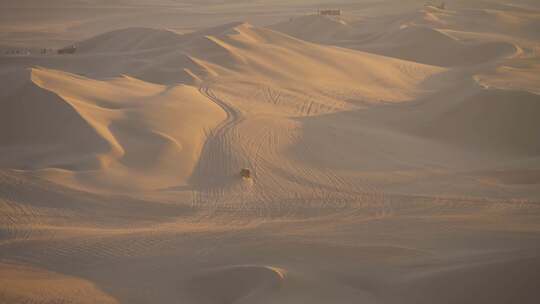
[193,85,245,188]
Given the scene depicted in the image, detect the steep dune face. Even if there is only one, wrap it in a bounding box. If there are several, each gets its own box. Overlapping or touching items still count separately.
[0,68,226,190]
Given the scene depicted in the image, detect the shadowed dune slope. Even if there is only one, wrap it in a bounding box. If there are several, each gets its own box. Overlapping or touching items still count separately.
[76,27,185,53]
[0,70,110,170]
[392,257,540,304]
[416,89,540,155]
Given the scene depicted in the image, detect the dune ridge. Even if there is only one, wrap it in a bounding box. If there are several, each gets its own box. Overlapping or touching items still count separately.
[271,14,520,66]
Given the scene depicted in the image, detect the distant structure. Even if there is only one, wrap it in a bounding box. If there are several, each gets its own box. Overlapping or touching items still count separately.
[4,49,30,56]
[424,2,446,9]
[318,9,341,16]
[58,45,77,55]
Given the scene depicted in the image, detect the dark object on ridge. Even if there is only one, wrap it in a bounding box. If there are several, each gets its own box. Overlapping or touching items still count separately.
[240,168,251,178]
[58,45,77,55]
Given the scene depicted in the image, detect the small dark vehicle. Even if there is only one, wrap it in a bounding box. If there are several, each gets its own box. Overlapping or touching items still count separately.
[58,45,77,55]
[240,168,251,178]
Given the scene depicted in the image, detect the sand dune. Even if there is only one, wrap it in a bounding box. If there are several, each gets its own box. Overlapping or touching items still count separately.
[1,67,226,190]
[0,69,110,170]
[69,22,445,103]
[361,25,519,66]
[1,1,539,304]
[271,13,520,66]
[0,262,118,304]
[475,59,540,94]
[415,89,540,155]
[188,22,445,107]
[76,27,185,54]
[392,256,540,304]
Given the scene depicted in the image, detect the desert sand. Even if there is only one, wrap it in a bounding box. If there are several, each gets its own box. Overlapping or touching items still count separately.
[1,0,540,303]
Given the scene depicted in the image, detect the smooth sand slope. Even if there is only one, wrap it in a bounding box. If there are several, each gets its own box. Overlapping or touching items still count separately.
[1,1,540,303]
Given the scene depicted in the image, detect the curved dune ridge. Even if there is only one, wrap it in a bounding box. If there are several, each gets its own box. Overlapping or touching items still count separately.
[270,10,520,67]
[189,22,444,103]
[185,265,286,304]
[362,25,519,66]
[0,67,227,190]
[68,23,444,103]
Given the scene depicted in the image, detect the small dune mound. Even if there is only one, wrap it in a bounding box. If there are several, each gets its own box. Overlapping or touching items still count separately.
[185,265,286,304]
[76,27,184,53]
[0,263,118,304]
